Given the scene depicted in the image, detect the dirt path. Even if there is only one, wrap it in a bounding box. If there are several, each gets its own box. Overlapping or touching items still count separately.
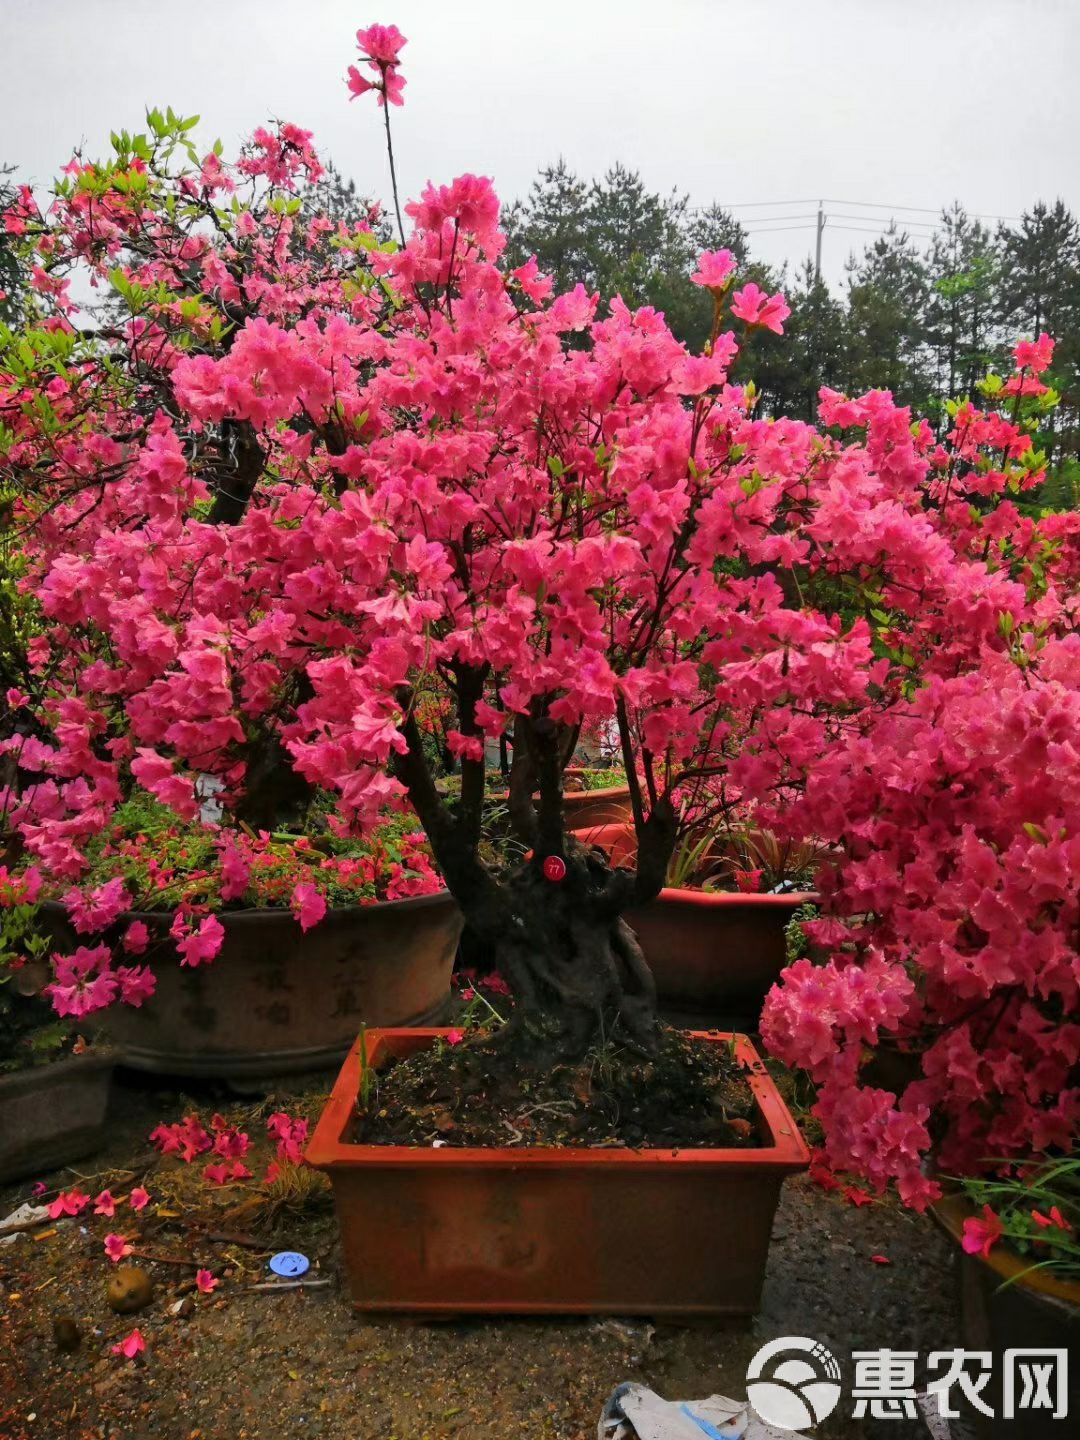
[0,1071,958,1440]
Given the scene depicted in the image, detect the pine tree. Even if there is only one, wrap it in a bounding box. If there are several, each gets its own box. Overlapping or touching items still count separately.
[923,203,999,412]
[845,224,934,411]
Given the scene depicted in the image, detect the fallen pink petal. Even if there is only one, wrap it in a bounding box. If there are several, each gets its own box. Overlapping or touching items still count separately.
[103,1234,133,1264]
[111,1328,146,1360]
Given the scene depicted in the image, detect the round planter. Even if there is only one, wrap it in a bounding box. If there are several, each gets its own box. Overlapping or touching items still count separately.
[307,1027,808,1316]
[0,1048,115,1184]
[41,893,462,1080]
[934,1194,1079,1435]
[573,823,816,1019]
[492,771,633,830]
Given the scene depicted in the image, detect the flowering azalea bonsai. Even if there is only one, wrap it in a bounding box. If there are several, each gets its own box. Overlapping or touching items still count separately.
[1,23,1077,1198]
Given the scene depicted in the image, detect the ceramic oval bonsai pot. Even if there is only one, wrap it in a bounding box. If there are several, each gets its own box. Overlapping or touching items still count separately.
[572,824,816,1018]
[0,1048,115,1184]
[933,1194,1079,1436]
[306,1027,808,1316]
[40,893,462,1080]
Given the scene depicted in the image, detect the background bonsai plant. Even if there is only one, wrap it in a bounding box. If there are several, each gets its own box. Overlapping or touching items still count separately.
[0,23,1076,1201]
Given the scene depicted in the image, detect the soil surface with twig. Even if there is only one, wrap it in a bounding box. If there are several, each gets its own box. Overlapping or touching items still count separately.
[1,1065,960,1440]
[356,1029,758,1149]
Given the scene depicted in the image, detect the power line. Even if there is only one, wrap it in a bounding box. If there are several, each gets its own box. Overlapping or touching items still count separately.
[692,198,1022,225]
[742,223,819,234]
[704,198,819,209]
[735,212,819,224]
[828,223,921,236]
[827,212,939,230]
[822,197,1021,223]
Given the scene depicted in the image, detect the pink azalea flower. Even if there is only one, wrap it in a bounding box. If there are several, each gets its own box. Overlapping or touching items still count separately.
[1031,1206,1072,1232]
[93,1189,116,1217]
[122,921,150,955]
[445,1029,464,1046]
[30,1181,47,1198]
[263,1161,282,1186]
[267,1112,309,1165]
[1013,332,1054,374]
[195,1268,219,1294]
[348,24,408,108]
[962,1204,1004,1259]
[149,1114,211,1163]
[690,248,737,291]
[175,914,225,967]
[104,1233,133,1264]
[346,67,376,101]
[730,281,791,335]
[291,881,327,933]
[734,867,764,893]
[46,946,119,1019]
[843,1185,874,1207]
[203,1157,250,1184]
[111,1327,145,1359]
[48,1187,90,1219]
[128,1187,151,1211]
[212,1127,250,1160]
[116,965,156,1007]
[355,22,407,64]
[218,841,251,902]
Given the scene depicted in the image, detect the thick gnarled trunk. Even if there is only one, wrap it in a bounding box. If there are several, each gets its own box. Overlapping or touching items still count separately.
[392,677,678,1064]
[469,841,662,1059]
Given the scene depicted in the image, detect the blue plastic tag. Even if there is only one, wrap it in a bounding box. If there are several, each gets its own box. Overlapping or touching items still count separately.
[268,1250,310,1278]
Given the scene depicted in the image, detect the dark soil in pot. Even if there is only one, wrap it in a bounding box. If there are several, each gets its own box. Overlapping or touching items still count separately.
[355,1027,759,1150]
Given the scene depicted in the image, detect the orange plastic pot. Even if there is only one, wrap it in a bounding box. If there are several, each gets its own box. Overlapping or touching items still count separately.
[573,823,816,1016]
[307,1027,808,1316]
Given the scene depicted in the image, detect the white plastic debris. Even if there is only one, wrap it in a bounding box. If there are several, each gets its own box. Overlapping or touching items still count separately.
[916,1391,955,1439]
[0,1202,50,1246]
[599,1384,809,1440]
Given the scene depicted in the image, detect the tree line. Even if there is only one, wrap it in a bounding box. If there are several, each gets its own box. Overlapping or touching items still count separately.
[503,162,1080,506]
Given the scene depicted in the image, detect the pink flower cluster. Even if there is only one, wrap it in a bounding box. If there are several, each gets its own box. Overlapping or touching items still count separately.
[149,1109,308,1183]
[347,23,407,107]
[2,28,1077,1201]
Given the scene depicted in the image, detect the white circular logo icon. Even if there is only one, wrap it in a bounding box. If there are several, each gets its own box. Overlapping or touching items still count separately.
[746,1335,842,1430]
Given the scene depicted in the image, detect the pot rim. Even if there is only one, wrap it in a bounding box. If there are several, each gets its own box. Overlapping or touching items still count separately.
[305,1027,810,1172]
[651,886,819,909]
[933,1192,1080,1308]
[492,783,634,802]
[0,1045,116,1088]
[39,888,457,926]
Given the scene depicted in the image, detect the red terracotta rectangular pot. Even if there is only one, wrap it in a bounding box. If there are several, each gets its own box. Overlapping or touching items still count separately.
[307,1027,809,1316]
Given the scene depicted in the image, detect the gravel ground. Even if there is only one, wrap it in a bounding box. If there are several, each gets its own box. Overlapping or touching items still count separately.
[0,1068,960,1440]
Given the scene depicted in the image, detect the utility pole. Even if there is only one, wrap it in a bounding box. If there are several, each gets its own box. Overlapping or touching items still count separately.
[814,201,825,283]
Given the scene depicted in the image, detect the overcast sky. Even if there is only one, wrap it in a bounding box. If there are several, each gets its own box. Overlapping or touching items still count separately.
[3,0,1078,288]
